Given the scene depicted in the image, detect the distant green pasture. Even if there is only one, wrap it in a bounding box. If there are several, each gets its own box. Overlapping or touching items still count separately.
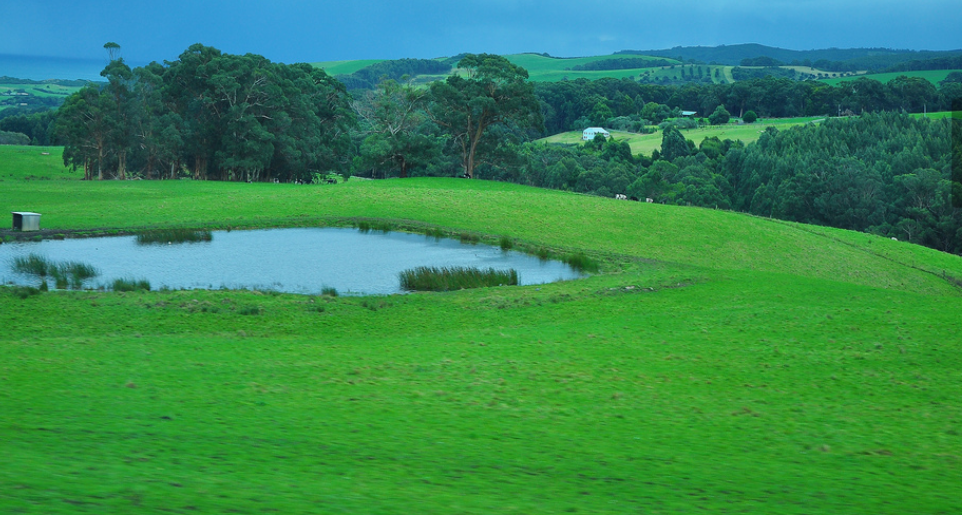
[311,59,386,75]
[820,69,962,86]
[539,116,825,157]
[0,83,81,98]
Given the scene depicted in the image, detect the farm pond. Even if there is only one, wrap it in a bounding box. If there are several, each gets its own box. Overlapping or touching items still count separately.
[0,227,584,295]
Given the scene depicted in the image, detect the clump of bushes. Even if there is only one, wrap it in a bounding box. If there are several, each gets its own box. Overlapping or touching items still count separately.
[136,229,212,245]
[400,266,518,292]
[499,235,514,251]
[321,286,338,297]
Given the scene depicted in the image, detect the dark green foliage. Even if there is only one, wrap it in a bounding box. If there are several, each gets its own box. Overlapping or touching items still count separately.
[570,58,675,72]
[739,56,784,67]
[428,53,543,178]
[321,286,338,297]
[743,110,758,123]
[357,221,371,233]
[708,105,731,125]
[6,285,41,299]
[0,130,30,145]
[112,278,151,292]
[399,266,518,291]
[238,305,263,315]
[136,229,213,245]
[57,45,355,182]
[499,235,514,250]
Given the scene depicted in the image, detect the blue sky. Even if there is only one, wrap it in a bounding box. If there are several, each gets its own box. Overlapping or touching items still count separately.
[2,0,960,64]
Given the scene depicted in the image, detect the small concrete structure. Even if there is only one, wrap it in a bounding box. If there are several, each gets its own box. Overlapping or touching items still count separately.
[12,212,41,232]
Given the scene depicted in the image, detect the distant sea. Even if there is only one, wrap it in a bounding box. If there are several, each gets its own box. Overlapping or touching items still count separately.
[0,54,145,82]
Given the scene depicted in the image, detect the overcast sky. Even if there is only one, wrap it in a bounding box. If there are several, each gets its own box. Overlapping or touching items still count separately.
[2,0,960,64]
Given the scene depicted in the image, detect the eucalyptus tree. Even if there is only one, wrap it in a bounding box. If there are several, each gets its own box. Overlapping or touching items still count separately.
[57,84,111,180]
[353,78,439,178]
[428,54,542,178]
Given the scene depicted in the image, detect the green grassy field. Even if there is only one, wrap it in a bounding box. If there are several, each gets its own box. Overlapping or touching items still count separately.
[2,144,961,514]
[0,82,84,111]
[820,69,962,86]
[310,59,387,75]
[0,83,82,98]
[539,116,826,157]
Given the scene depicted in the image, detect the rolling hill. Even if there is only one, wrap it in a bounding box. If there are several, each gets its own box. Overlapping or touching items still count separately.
[3,146,962,514]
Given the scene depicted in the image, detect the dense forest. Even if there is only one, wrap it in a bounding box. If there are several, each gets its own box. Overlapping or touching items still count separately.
[4,45,962,255]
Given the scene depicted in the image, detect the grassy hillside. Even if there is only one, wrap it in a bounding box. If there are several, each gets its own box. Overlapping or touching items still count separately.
[3,145,962,514]
[820,69,962,86]
[310,59,386,75]
[539,117,825,157]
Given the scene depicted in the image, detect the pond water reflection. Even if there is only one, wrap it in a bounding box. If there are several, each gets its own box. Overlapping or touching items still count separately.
[0,228,583,294]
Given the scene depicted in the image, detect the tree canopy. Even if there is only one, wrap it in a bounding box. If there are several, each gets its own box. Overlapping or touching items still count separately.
[427,54,542,178]
[56,44,354,182]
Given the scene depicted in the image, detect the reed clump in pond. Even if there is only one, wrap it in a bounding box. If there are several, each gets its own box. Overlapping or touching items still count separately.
[12,254,51,277]
[136,229,213,245]
[562,252,599,273]
[399,266,518,292]
[12,253,99,290]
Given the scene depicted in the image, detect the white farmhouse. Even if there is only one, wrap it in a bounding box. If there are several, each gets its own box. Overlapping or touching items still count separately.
[582,127,610,141]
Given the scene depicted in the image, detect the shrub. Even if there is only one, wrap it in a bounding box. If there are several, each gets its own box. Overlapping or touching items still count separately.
[238,305,263,315]
[499,235,514,251]
[112,278,151,292]
[321,286,338,297]
[7,285,41,299]
[399,266,518,292]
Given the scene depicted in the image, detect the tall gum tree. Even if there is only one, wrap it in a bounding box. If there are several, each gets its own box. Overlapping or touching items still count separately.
[428,54,542,178]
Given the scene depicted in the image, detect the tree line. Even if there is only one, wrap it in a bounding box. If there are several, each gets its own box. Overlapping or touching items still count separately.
[55,44,355,181]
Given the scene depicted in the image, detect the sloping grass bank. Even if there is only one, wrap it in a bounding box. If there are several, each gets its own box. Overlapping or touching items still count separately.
[2,149,962,514]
